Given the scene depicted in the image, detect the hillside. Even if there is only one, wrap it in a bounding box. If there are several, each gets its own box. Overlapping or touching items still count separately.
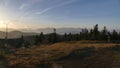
[0,31,38,39]
[6,41,120,68]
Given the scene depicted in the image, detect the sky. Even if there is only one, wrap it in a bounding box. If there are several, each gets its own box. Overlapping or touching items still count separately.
[0,0,120,30]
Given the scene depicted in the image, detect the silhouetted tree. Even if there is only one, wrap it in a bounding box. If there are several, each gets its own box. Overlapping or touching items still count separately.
[39,32,44,43]
[48,28,58,43]
[101,26,108,41]
[74,33,80,41]
[79,32,82,40]
[52,28,58,43]
[84,28,89,40]
[118,32,120,40]
[89,29,93,40]
[32,24,120,45]
[111,30,119,40]
[35,32,44,45]
[20,35,25,47]
[68,32,72,41]
[48,34,52,43]
[92,24,100,40]
[64,33,68,41]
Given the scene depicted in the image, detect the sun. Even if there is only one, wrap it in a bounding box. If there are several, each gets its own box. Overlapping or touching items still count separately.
[0,20,6,28]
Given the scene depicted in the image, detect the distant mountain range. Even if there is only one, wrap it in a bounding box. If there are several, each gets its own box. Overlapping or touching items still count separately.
[36,28,82,34]
[0,31,39,39]
[0,28,82,38]
[1,27,120,39]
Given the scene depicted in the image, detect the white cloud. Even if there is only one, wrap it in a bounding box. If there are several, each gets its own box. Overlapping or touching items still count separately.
[19,0,43,10]
[19,3,29,10]
[35,0,78,15]
[55,0,77,8]
[35,8,52,15]
[19,0,78,20]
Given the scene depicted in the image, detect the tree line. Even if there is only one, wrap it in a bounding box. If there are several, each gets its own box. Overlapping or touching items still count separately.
[34,24,120,45]
[2,24,120,48]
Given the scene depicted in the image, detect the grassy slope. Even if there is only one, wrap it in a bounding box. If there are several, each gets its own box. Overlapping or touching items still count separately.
[7,41,120,68]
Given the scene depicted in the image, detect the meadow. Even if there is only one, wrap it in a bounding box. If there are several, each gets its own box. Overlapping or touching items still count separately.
[2,41,120,68]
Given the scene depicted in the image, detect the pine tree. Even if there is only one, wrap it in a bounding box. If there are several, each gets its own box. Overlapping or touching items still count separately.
[101,26,108,41]
[79,32,82,40]
[90,29,93,40]
[52,33,58,43]
[64,33,68,41]
[93,24,100,40]
[74,33,80,41]
[48,28,58,43]
[19,34,25,48]
[84,28,89,40]
[39,32,44,43]
[35,32,44,45]
[81,29,85,40]
[111,30,119,40]
[68,32,72,41]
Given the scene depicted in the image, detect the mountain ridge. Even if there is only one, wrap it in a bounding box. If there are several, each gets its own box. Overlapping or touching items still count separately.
[0,28,82,38]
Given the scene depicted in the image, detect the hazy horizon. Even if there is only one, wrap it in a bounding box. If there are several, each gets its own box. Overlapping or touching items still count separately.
[0,0,120,29]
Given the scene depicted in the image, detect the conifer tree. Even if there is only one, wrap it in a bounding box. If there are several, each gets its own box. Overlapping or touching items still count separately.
[48,28,58,43]
[111,30,119,40]
[74,33,80,41]
[101,26,108,40]
[39,32,44,43]
[64,33,68,41]
[90,29,93,40]
[18,34,25,48]
[35,32,44,45]
[93,24,100,40]
[53,28,58,43]
[68,32,72,41]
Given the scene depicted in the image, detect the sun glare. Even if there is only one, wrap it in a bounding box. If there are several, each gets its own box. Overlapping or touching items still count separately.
[0,20,6,28]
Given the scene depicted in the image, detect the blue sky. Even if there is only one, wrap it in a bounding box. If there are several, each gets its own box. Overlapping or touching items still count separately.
[0,0,120,29]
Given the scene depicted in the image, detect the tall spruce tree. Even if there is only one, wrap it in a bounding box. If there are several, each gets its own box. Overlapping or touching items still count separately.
[90,29,93,40]
[74,33,80,41]
[39,32,44,43]
[111,30,119,40]
[68,32,72,41]
[64,33,68,41]
[101,26,108,40]
[35,32,44,45]
[19,34,25,48]
[93,24,99,40]
[84,28,89,40]
[48,28,58,43]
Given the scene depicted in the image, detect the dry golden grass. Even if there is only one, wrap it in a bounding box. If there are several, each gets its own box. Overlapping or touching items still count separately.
[7,41,120,67]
